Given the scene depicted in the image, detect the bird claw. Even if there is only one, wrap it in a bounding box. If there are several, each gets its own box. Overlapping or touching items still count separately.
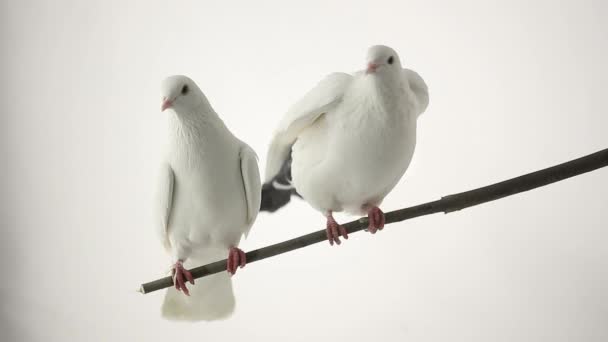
[227,247,247,275]
[326,214,348,246]
[172,260,194,296]
[367,206,385,234]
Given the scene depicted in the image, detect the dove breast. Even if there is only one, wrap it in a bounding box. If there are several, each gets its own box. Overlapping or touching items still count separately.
[291,75,417,215]
[165,119,253,259]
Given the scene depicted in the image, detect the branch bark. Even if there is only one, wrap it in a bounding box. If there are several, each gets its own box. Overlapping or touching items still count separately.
[140,148,608,294]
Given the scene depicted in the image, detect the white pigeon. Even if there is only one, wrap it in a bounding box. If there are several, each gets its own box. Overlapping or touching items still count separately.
[155,75,261,321]
[262,45,429,245]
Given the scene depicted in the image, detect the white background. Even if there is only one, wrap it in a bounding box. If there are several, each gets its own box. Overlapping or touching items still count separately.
[2,1,607,341]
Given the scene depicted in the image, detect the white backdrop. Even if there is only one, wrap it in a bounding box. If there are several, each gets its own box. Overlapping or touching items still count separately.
[2,1,607,341]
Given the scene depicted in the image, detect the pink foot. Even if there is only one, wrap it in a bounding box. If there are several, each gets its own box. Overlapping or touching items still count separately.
[326,212,348,246]
[227,247,247,275]
[171,260,194,296]
[367,206,385,234]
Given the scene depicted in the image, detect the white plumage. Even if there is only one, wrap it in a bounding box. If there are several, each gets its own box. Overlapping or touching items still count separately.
[155,75,261,321]
[264,45,428,243]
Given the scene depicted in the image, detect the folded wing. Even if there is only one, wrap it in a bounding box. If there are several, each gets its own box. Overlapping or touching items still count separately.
[239,144,262,236]
[156,163,174,251]
[264,72,353,182]
[402,68,429,117]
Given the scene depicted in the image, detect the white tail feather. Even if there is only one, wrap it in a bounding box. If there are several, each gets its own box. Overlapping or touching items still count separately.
[264,134,293,182]
[272,180,294,190]
[161,258,235,321]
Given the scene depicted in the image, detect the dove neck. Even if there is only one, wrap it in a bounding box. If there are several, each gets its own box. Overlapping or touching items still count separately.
[167,105,227,144]
[370,72,404,91]
[354,72,415,120]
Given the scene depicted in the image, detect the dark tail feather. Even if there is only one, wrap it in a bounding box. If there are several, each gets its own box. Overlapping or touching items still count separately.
[260,183,293,212]
[260,152,301,213]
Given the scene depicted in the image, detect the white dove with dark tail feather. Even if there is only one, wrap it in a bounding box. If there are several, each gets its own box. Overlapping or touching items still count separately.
[262,45,429,245]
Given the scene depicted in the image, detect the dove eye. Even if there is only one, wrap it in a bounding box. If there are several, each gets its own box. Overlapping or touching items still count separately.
[181,85,189,95]
[387,56,394,65]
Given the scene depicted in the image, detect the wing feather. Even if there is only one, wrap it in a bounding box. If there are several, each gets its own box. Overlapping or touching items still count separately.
[239,144,262,236]
[264,72,353,181]
[402,68,429,116]
[156,163,174,250]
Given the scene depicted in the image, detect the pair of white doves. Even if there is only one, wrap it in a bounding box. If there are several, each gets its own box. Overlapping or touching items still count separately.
[155,45,429,321]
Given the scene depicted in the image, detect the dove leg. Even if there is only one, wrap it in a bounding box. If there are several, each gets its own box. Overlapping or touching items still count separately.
[227,247,247,275]
[171,260,195,296]
[325,211,348,246]
[365,206,385,234]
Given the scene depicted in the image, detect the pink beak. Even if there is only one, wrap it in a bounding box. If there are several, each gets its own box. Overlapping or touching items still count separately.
[366,63,379,74]
[161,97,173,111]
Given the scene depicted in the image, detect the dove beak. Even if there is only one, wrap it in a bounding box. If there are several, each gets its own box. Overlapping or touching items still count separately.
[366,63,379,74]
[161,97,173,112]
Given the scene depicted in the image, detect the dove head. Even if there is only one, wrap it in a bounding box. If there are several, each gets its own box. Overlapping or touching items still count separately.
[365,45,402,75]
[160,75,207,114]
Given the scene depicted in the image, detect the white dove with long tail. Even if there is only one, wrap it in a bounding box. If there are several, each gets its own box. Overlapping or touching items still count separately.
[155,75,261,321]
[262,45,429,245]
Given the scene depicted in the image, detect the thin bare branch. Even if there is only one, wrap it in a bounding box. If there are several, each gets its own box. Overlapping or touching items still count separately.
[140,148,608,294]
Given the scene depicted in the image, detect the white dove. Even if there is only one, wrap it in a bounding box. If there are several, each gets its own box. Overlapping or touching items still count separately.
[155,75,261,321]
[262,45,429,245]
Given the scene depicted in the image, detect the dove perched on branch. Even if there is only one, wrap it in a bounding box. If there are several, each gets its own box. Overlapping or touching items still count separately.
[155,75,261,321]
[262,45,429,245]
